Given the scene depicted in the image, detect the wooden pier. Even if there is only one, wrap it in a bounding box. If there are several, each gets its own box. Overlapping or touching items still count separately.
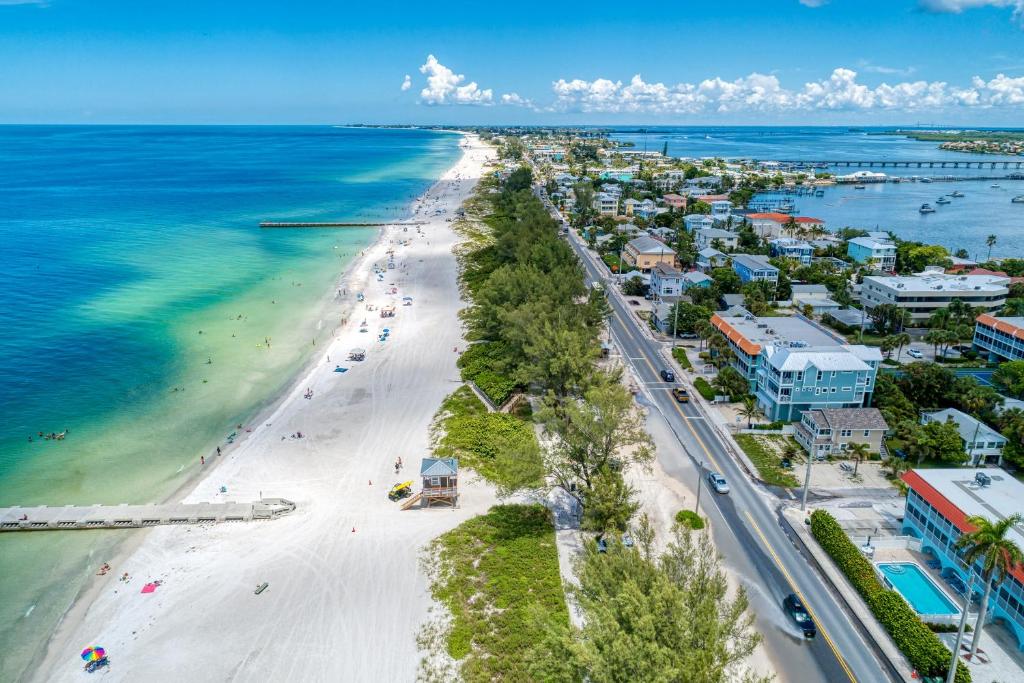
[259,221,428,229]
[0,498,296,532]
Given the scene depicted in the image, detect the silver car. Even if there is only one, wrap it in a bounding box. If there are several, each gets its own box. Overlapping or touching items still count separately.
[707,472,730,494]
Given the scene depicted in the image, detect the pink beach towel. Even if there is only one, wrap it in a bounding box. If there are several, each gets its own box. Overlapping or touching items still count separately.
[141,583,158,594]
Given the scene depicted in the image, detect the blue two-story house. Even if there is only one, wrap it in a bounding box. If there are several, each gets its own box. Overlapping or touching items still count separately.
[731,254,780,285]
[769,238,814,265]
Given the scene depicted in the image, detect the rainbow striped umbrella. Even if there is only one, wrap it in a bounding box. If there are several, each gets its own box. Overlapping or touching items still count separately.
[81,646,105,662]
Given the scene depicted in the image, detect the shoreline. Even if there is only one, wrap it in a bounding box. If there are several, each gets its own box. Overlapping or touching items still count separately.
[31,132,499,682]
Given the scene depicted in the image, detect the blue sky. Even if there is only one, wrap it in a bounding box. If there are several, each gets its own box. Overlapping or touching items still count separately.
[2,0,1024,124]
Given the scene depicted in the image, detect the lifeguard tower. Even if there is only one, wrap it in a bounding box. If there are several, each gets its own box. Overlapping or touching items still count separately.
[402,458,459,509]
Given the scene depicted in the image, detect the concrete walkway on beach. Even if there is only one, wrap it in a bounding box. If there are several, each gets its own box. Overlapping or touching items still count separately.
[0,499,295,531]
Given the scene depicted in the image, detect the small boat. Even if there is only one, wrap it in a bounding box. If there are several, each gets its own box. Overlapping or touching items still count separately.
[919,203,936,214]
[854,185,866,190]
[1013,196,1024,204]
[950,191,964,198]
[935,196,951,205]
[921,178,932,183]
[991,184,1001,188]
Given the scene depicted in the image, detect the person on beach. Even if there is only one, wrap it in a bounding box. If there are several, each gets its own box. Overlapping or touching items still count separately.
[201,456,205,465]
[216,446,221,456]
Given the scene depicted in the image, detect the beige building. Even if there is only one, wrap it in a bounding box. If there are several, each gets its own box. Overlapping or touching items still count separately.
[622,235,677,272]
[795,407,889,459]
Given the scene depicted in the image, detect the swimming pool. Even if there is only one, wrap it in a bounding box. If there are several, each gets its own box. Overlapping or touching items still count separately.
[877,562,960,617]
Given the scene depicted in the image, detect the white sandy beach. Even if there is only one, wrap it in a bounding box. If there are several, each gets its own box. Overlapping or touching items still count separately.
[33,134,498,683]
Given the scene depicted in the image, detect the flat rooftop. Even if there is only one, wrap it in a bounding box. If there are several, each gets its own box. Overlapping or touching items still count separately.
[714,313,845,349]
[865,272,1009,293]
[908,468,1024,550]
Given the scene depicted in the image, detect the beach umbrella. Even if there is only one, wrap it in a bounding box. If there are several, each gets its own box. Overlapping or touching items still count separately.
[81,646,105,662]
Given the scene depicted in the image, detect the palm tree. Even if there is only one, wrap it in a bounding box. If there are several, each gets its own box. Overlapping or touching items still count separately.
[739,396,760,429]
[986,234,997,261]
[847,442,870,476]
[893,332,911,361]
[956,514,1024,657]
[886,453,909,479]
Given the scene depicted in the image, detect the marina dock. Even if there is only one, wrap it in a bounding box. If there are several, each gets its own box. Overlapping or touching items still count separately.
[259,221,428,228]
[0,498,296,532]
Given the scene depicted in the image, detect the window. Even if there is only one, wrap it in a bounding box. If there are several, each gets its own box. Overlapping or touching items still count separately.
[863,430,870,437]
[817,371,823,381]
[831,387,837,393]
[430,476,440,486]
[841,429,852,437]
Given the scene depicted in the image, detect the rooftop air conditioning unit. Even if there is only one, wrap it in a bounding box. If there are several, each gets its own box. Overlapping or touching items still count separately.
[975,472,992,488]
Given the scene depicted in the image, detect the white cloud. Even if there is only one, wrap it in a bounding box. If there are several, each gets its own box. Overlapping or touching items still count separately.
[919,0,1024,23]
[500,92,534,107]
[417,54,493,106]
[400,74,411,91]
[547,68,1024,115]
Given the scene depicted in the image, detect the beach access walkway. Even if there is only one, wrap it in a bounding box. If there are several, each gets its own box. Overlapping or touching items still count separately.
[0,498,296,532]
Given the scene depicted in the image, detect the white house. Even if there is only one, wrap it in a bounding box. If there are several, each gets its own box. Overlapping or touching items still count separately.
[695,227,738,250]
[921,408,1008,466]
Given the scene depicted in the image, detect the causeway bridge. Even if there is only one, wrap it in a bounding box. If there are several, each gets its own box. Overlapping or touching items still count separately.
[0,498,296,532]
[773,159,1024,170]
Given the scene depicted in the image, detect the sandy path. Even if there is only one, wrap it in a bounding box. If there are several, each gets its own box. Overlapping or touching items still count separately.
[33,135,497,683]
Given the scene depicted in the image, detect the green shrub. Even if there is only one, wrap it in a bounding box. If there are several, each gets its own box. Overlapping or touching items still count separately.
[809,510,970,683]
[674,509,705,529]
[458,342,519,405]
[693,377,716,401]
[473,371,517,406]
[751,420,785,431]
[734,435,800,488]
[671,347,692,370]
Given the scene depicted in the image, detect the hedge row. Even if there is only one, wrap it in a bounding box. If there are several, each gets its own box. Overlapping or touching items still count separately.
[693,377,716,401]
[671,347,692,370]
[809,510,970,683]
[457,341,519,406]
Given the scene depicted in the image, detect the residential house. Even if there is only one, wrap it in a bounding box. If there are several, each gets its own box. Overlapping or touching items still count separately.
[622,235,677,272]
[769,237,814,265]
[662,193,687,212]
[684,214,715,232]
[696,247,729,272]
[861,271,1009,323]
[695,227,738,250]
[791,284,841,316]
[710,200,733,218]
[594,192,619,216]
[922,408,1007,466]
[649,263,684,300]
[973,314,1024,362]
[795,408,889,459]
[709,312,880,421]
[901,468,1024,648]
[681,271,713,291]
[731,254,779,285]
[847,237,897,273]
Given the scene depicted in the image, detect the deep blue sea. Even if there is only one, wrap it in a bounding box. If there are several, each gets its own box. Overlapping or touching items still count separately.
[609,126,1024,257]
[0,126,462,680]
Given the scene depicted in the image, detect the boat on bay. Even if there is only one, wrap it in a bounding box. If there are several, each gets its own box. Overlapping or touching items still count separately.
[1013,196,1024,204]
[935,196,950,205]
[919,203,936,214]
[950,191,964,198]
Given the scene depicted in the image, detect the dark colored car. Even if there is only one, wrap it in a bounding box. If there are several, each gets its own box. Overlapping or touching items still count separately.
[672,387,689,403]
[660,369,676,382]
[783,593,816,638]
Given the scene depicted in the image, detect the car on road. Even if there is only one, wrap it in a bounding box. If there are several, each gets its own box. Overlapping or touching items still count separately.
[677,333,699,339]
[628,299,640,306]
[907,348,923,359]
[783,593,817,638]
[660,369,676,382]
[672,387,689,403]
[707,472,729,494]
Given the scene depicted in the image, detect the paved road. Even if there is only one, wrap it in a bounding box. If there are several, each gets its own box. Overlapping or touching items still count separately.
[547,198,896,683]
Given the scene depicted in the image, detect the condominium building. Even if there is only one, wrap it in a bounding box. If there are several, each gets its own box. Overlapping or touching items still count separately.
[901,468,1024,648]
[709,313,880,421]
[861,270,1009,323]
[973,314,1024,362]
[847,237,897,273]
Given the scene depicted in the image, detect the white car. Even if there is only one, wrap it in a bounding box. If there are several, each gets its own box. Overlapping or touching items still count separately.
[907,349,924,359]
[707,472,730,494]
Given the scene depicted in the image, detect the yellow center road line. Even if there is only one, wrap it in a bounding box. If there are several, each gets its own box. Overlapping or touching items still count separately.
[744,510,859,683]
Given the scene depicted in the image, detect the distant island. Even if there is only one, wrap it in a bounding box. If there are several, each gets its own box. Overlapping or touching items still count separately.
[882,129,1024,155]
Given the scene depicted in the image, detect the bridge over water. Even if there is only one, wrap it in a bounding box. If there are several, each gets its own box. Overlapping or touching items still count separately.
[773,159,1024,170]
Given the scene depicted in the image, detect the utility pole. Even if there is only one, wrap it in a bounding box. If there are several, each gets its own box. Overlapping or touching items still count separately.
[946,572,976,683]
[801,450,813,511]
[695,460,704,513]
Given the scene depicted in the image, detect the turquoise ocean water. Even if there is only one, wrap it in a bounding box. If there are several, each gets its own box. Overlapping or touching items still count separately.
[0,126,461,679]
